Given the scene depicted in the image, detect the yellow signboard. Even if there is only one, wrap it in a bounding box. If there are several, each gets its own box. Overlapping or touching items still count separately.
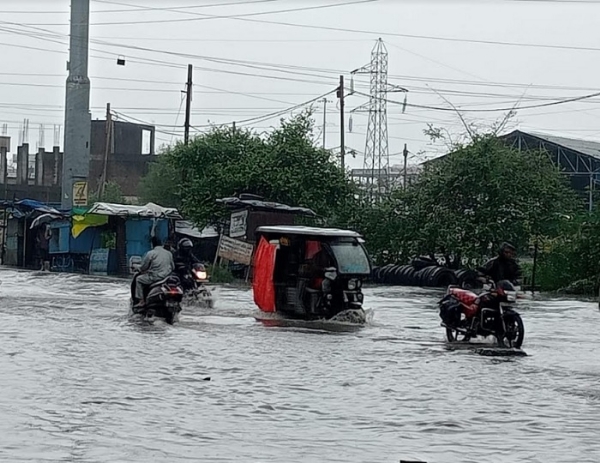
[72,181,89,207]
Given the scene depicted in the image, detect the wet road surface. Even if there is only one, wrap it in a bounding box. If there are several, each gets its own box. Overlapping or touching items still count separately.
[1,267,599,463]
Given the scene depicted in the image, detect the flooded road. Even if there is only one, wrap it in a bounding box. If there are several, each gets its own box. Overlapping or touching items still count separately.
[1,267,599,463]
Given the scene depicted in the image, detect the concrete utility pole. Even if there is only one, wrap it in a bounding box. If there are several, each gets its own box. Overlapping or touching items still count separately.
[62,0,91,210]
[184,64,193,145]
[337,75,345,171]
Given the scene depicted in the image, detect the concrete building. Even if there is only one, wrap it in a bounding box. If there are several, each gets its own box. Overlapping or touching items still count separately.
[0,120,157,205]
[88,119,156,200]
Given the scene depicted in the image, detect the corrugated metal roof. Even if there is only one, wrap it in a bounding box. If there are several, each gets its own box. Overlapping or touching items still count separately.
[256,225,361,238]
[216,197,316,216]
[514,131,600,160]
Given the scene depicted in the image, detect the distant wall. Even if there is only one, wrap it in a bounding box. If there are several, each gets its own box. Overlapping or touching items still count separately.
[0,120,156,203]
[88,120,156,197]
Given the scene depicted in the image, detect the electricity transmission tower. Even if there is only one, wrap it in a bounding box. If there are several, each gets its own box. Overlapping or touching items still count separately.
[351,38,407,201]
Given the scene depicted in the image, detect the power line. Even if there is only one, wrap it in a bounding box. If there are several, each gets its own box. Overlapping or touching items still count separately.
[16,0,379,26]
[191,89,337,130]
[0,0,282,14]
[7,18,600,100]
[163,11,600,54]
[352,89,600,113]
[6,1,600,54]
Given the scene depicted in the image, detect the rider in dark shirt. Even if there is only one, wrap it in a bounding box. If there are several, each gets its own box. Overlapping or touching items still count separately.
[172,238,200,289]
[479,242,522,285]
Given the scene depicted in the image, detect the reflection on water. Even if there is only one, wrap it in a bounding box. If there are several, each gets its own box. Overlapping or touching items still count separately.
[1,267,599,463]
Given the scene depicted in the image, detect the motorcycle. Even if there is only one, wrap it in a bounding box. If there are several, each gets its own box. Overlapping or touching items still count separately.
[439,279,525,348]
[176,262,214,308]
[130,273,184,325]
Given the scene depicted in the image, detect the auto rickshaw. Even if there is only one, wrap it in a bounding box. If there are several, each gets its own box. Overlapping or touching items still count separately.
[252,226,372,322]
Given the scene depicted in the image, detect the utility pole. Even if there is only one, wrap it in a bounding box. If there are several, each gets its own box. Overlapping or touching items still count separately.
[321,98,328,149]
[100,102,111,198]
[403,143,408,191]
[62,0,91,210]
[184,64,193,145]
[337,75,345,171]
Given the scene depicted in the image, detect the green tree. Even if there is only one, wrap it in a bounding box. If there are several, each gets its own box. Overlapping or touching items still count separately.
[139,153,182,208]
[145,111,354,226]
[535,211,600,292]
[90,181,126,204]
[354,134,581,264]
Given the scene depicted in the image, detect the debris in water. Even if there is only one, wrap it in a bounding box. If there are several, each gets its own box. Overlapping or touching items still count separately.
[475,347,527,357]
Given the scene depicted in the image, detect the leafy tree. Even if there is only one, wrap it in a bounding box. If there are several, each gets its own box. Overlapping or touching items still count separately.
[139,154,182,208]
[144,111,354,226]
[535,211,600,292]
[90,181,126,204]
[354,134,581,264]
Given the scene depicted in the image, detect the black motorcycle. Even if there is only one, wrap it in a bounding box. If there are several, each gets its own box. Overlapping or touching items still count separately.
[176,262,214,308]
[130,274,184,325]
[439,280,525,348]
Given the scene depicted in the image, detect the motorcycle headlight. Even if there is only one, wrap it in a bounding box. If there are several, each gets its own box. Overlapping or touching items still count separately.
[195,270,207,280]
[348,279,357,290]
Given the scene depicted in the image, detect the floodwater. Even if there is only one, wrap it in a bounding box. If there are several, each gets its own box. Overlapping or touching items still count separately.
[1,267,599,463]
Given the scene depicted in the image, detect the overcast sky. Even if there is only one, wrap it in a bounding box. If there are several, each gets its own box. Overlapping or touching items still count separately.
[2,0,600,169]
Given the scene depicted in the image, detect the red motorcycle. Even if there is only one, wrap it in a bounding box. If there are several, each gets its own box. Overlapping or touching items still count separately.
[439,279,525,348]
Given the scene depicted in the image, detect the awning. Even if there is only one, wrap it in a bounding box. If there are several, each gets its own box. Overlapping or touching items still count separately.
[85,202,182,219]
[175,221,219,239]
[30,213,64,229]
[15,199,61,215]
[72,213,109,238]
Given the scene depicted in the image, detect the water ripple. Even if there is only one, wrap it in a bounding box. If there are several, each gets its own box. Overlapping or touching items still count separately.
[1,267,599,462]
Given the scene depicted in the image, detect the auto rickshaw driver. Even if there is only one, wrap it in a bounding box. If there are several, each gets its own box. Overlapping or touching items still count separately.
[306,248,334,290]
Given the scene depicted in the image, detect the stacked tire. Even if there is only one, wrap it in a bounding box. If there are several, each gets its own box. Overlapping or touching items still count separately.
[370,263,478,288]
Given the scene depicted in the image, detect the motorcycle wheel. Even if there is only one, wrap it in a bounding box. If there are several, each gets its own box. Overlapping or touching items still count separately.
[501,313,525,348]
[445,327,470,343]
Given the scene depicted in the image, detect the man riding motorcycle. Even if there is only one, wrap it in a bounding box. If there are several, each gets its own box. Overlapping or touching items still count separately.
[172,238,201,289]
[133,236,175,308]
[449,242,522,322]
[479,242,522,286]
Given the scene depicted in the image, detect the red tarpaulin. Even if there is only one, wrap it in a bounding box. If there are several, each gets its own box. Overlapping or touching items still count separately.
[252,237,277,312]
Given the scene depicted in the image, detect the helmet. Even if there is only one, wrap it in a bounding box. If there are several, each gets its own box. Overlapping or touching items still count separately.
[178,238,193,251]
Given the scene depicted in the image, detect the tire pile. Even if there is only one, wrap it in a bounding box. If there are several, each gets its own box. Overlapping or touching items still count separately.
[371,258,480,289]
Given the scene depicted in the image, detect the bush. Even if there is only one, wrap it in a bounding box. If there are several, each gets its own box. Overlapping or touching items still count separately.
[207,264,235,284]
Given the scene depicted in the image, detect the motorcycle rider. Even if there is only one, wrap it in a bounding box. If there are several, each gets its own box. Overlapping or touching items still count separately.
[456,242,521,322]
[133,236,175,308]
[172,238,201,287]
[479,242,522,286]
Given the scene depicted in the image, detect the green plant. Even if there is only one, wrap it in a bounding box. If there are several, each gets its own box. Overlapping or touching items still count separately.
[207,264,235,284]
[90,181,126,205]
